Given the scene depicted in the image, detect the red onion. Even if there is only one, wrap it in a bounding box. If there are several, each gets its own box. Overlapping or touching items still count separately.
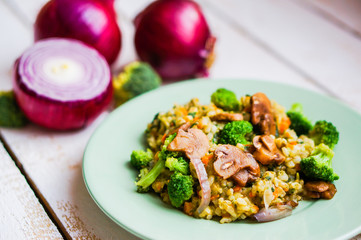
[34,0,121,65]
[254,205,292,222]
[134,0,216,80]
[191,157,211,214]
[13,38,112,130]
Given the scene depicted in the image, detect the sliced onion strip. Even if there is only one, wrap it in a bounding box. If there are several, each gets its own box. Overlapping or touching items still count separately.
[191,158,211,214]
[254,205,292,222]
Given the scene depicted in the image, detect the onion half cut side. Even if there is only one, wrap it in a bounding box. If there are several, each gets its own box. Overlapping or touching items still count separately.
[13,38,113,130]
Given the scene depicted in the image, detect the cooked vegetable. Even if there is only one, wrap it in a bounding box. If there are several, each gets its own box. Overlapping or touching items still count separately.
[309,120,339,149]
[251,92,276,135]
[113,61,161,106]
[218,121,253,145]
[287,103,313,136]
[165,157,189,175]
[13,38,112,130]
[135,134,176,192]
[134,0,216,80]
[0,91,28,127]
[136,168,150,193]
[300,143,339,182]
[254,205,292,222]
[34,0,121,64]
[168,172,194,208]
[130,149,153,170]
[211,88,239,111]
[167,126,211,214]
[136,160,165,193]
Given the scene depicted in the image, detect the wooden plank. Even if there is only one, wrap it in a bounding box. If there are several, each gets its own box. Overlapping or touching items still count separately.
[202,0,361,113]
[0,2,32,91]
[0,140,63,239]
[293,0,361,37]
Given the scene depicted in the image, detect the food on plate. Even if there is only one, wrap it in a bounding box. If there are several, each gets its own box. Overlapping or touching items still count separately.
[13,38,112,130]
[0,90,28,127]
[113,61,161,107]
[130,88,340,223]
[134,0,216,80]
[34,0,122,65]
[286,103,313,136]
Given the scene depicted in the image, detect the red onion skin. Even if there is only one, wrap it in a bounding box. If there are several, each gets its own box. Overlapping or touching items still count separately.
[254,205,292,222]
[13,60,113,130]
[134,0,215,80]
[34,0,121,65]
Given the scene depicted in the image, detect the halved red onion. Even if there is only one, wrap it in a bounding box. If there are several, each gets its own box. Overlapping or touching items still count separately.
[254,205,292,222]
[13,38,112,130]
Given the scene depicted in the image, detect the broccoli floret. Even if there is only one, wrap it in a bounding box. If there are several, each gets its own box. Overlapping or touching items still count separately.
[113,61,161,106]
[136,158,165,192]
[286,103,313,136]
[218,120,253,145]
[0,91,28,127]
[309,120,339,149]
[130,149,153,170]
[135,134,177,192]
[167,172,194,208]
[300,143,339,182]
[136,168,150,192]
[165,157,189,175]
[211,88,239,111]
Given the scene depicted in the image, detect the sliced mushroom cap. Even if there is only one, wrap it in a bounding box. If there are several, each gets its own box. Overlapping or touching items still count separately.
[261,135,277,152]
[210,112,243,122]
[253,135,262,150]
[168,128,210,160]
[214,145,243,179]
[251,93,276,135]
[214,145,260,183]
[252,135,285,165]
[232,153,260,187]
[321,183,337,199]
[232,169,249,187]
[245,153,261,179]
[304,181,337,200]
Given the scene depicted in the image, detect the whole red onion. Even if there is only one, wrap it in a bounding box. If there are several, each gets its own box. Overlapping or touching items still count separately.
[34,0,121,65]
[134,0,216,80]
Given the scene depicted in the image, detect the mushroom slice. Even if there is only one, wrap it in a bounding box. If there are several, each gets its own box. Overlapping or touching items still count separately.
[251,93,276,135]
[232,153,260,187]
[232,169,250,187]
[304,181,337,200]
[253,135,262,150]
[214,145,243,179]
[214,145,260,185]
[168,128,209,159]
[260,135,277,152]
[252,135,285,165]
[253,147,275,165]
[210,112,243,122]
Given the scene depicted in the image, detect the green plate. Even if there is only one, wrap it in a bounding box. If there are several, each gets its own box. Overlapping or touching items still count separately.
[83,79,361,240]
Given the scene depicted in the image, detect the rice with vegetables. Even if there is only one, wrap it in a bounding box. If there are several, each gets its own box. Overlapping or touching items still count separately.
[129,88,339,223]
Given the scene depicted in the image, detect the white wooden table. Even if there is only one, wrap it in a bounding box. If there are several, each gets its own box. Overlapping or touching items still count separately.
[1,0,361,239]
